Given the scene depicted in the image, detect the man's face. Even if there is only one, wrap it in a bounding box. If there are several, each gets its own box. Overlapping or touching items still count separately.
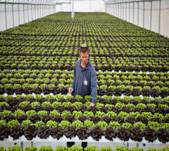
[80,52,89,66]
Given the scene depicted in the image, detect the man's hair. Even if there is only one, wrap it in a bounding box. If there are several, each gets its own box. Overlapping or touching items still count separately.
[79,44,90,53]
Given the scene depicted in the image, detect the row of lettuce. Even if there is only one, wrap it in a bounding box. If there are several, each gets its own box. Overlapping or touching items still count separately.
[0,69,169,96]
[0,55,169,72]
[1,46,168,58]
[1,36,169,49]
[1,145,169,151]
[0,94,169,142]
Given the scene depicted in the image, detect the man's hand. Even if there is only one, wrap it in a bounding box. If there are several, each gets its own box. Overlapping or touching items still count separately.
[68,87,73,95]
[90,102,95,107]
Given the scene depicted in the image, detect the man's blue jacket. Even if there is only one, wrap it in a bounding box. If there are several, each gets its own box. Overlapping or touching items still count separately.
[72,60,97,103]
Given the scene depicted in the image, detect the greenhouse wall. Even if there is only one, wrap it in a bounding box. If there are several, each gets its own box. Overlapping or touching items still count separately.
[61,0,105,12]
[0,1,59,31]
[105,0,169,38]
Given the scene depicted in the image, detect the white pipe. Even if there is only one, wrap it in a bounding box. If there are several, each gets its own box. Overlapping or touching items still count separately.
[71,0,74,21]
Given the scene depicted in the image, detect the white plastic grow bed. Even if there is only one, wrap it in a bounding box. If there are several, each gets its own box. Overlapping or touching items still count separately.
[0,135,169,150]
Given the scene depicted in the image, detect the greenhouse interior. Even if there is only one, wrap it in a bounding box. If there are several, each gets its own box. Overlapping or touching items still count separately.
[0,0,169,151]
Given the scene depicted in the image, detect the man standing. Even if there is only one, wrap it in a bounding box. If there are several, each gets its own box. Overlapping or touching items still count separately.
[68,44,97,106]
